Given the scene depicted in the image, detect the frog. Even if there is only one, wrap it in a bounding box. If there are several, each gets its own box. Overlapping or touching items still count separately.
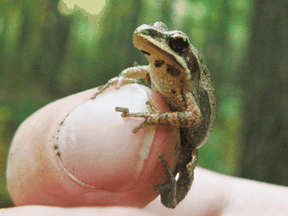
[91,22,217,209]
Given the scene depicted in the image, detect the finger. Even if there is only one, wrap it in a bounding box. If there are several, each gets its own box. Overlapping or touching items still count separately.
[6,84,179,208]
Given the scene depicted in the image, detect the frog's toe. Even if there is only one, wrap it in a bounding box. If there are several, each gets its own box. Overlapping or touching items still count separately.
[146,100,160,113]
[132,121,151,133]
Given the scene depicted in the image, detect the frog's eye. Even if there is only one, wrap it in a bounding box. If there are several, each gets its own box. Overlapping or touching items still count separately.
[168,33,189,53]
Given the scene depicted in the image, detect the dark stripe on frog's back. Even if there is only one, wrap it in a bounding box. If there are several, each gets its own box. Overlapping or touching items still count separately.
[179,49,212,165]
[185,47,200,83]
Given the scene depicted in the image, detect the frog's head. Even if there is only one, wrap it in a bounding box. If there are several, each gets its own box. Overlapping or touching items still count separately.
[133,22,202,87]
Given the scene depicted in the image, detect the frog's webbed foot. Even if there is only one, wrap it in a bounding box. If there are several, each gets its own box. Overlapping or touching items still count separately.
[115,100,160,133]
[91,76,137,99]
[154,150,198,209]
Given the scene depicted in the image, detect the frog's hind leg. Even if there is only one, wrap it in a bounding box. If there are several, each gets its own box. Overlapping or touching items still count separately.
[155,149,198,208]
[175,149,198,204]
[154,153,177,208]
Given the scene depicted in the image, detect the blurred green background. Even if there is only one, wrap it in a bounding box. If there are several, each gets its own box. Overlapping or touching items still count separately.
[0,0,287,207]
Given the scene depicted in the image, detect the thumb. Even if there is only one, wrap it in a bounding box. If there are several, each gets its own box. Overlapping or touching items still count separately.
[6,84,179,207]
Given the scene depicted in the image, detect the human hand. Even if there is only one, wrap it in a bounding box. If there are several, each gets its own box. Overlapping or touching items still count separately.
[4,167,288,215]
[4,84,288,215]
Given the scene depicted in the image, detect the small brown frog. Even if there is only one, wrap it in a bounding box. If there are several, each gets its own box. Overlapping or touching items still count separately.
[91,22,217,208]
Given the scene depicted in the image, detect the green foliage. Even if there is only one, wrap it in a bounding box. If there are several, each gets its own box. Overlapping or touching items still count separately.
[0,107,14,206]
[0,0,252,207]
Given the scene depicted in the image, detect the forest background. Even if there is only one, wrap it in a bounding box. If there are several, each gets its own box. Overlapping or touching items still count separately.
[0,0,287,207]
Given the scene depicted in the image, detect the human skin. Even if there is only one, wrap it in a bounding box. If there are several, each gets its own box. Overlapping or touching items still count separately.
[6,84,180,207]
[4,84,288,215]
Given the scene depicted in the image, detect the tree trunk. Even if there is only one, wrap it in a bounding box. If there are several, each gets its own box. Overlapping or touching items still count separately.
[240,0,288,186]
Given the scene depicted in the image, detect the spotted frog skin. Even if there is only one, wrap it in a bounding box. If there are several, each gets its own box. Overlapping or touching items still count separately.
[91,22,217,209]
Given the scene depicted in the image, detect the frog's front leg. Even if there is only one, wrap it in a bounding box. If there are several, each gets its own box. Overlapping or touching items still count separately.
[115,102,201,133]
[91,65,150,99]
[115,92,201,132]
